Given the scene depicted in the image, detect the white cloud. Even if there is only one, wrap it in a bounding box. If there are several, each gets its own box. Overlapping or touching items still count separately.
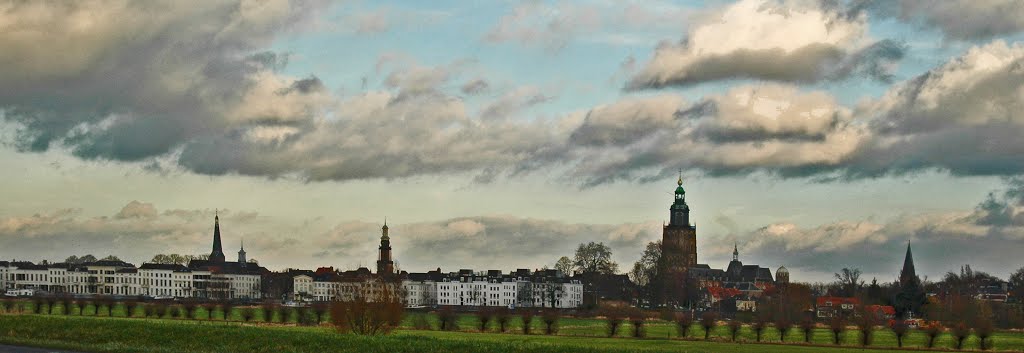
[629,0,902,88]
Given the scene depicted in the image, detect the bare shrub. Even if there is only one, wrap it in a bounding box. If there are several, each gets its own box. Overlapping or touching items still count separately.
[59,295,73,316]
[280,306,295,323]
[312,302,329,325]
[476,308,493,332]
[32,296,47,314]
[727,319,742,341]
[924,322,943,348]
[975,318,994,351]
[629,310,646,338]
[776,316,792,342]
[675,312,694,338]
[829,316,845,345]
[951,322,970,350]
[261,300,279,323]
[181,299,199,320]
[438,306,460,331]
[751,317,767,342]
[604,305,625,337]
[168,305,182,319]
[201,302,217,320]
[800,319,815,343]
[892,321,909,348]
[241,307,256,322]
[495,308,511,332]
[541,309,559,335]
[0,298,13,313]
[152,301,169,319]
[700,312,717,340]
[124,298,141,318]
[329,286,404,335]
[220,300,235,321]
[520,309,534,335]
[855,310,877,346]
[412,313,432,330]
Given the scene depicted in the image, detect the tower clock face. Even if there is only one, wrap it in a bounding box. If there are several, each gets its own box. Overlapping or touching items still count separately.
[675,194,682,200]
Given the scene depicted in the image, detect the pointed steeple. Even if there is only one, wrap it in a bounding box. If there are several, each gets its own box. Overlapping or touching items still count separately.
[209,210,226,264]
[900,241,917,285]
[733,242,739,261]
[237,238,247,265]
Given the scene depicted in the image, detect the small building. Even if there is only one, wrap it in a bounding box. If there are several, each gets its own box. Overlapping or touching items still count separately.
[816,296,860,319]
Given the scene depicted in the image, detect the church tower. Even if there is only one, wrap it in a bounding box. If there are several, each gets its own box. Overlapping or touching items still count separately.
[237,239,247,266]
[662,173,697,270]
[658,173,698,305]
[376,221,395,276]
[209,212,226,264]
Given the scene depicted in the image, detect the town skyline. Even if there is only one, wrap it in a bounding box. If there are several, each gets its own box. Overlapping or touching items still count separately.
[2,0,1024,284]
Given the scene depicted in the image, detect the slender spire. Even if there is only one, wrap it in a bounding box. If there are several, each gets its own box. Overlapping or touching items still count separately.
[209,210,226,264]
[733,242,739,261]
[900,240,917,285]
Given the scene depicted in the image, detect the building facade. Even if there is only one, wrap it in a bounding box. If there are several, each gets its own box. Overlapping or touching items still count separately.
[1,215,264,300]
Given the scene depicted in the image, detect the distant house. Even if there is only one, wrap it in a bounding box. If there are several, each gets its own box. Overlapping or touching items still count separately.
[976,283,1009,302]
[816,296,860,319]
[864,304,896,320]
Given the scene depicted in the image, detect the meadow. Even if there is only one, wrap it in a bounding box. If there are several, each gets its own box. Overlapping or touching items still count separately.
[1,300,1022,352]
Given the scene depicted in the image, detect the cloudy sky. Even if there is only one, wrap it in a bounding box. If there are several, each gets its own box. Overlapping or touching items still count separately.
[2,0,1024,283]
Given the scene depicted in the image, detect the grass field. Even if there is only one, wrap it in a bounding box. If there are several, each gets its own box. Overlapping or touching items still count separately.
[3,301,1023,352]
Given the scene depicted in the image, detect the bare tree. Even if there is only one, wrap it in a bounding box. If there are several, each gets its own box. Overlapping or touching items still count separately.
[240,307,256,322]
[604,305,625,337]
[854,308,877,346]
[495,308,511,332]
[438,306,459,331]
[541,309,559,335]
[675,312,694,338]
[221,300,235,321]
[261,300,279,323]
[829,316,845,345]
[976,317,994,350]
[311,302,329,325]
[727,319,742,342]
[700,312,717,340]
[330,284,405,335]
[892,321,909,348]
[201,302,217,320]
[834,268,864,297]
[629,309,646,338]
[554,256,573,275]
[924,322,943,348]
[476,308,493,332]
[951,322,970,350]
[181,299,199,320]
[751,315,767,342]
[800,319,815,343]
[520,309,534,335]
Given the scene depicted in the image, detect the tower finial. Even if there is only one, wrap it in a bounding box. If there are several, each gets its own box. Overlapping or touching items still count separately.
[677,169,683,186]
[215,209,219,220]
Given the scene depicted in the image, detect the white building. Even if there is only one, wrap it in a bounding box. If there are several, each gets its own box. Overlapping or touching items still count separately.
[294,268,584,309]
[0,260,262,300]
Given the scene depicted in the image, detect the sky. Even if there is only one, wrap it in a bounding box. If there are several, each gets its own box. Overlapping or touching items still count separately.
[1,0,1024,283]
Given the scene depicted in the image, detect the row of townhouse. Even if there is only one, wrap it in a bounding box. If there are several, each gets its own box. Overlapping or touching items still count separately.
[0,260,263,300]
[293,268,584,309]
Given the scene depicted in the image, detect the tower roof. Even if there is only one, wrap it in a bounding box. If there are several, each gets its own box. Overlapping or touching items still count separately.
[900,241,917,283]
[209,211,226,264]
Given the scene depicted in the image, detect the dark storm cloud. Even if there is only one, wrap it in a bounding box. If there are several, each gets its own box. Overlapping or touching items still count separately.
[856,0,1024,41]
[0,0,328,160]
[725,180,1024,279]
